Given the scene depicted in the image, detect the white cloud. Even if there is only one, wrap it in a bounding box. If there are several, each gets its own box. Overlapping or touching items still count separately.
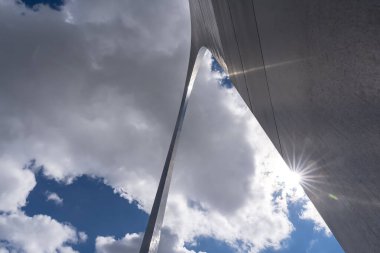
[0,1,330,252]
[79,231,88,242]
[0,212,86,253]
[0,156,36,212]
[306,239,318,253]
[160,56,299,252]
[95,230,198,253]
[46,191,64,205]
[300,199,332,236]
[96,233,142,253]
[0,155,86,253]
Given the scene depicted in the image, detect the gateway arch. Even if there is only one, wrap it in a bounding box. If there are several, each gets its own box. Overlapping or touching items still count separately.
[140,1,380,252]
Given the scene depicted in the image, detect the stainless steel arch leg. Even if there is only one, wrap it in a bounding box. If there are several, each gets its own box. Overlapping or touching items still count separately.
[139,47,207,253]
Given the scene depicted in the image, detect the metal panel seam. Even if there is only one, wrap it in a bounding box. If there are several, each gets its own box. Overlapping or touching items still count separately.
[250,0,284,157]
[225,0,254,111]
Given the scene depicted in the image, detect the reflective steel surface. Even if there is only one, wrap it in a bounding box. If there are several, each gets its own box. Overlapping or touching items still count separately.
[139,48,207,253]
[189,0,380,252]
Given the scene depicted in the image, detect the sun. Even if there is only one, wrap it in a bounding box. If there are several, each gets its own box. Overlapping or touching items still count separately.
[284,169,303,190]
[289,170,302,185]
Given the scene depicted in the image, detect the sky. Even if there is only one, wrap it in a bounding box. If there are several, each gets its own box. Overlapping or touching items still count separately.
[0,0,345,253]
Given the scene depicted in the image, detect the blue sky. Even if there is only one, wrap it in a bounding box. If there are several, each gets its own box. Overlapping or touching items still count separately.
[0,0,346,252]
[17,0,64,10]
[22,169,148,253]
[21,163,343,253]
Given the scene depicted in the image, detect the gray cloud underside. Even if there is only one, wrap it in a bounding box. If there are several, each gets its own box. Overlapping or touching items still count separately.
[0,0,329,252]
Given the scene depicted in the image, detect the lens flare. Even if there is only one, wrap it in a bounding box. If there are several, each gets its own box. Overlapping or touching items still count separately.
[289,170,302,185]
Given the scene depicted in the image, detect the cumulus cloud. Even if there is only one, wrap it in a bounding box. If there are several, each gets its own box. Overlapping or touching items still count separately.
[0,0,329,252]
[0,157,36,212]
[46,191,64,205]
[300,200,332,236]
[95,229,198,253]
[96,233,142,253]
[78,231,88,242]
[0,157,86,253]
[0,211,85,253]
[157,56,296,252]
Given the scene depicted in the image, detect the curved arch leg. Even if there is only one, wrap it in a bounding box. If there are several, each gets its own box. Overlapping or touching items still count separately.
[139,47,207,253]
